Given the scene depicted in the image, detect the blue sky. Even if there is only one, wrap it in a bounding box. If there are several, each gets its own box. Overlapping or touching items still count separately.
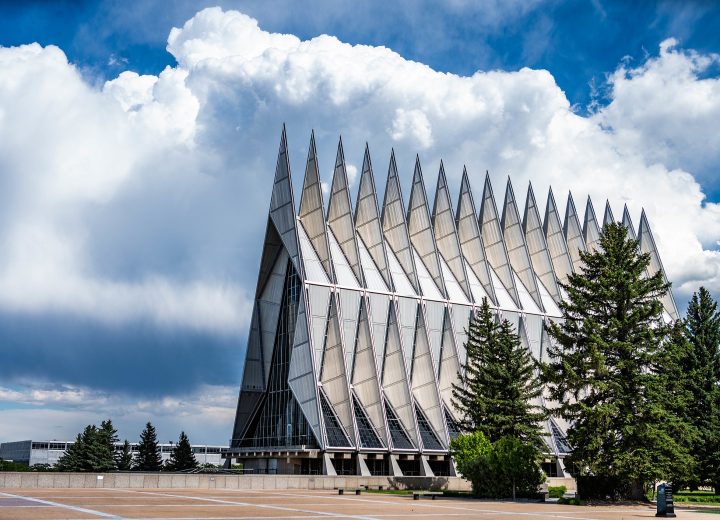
[0,0,719,445]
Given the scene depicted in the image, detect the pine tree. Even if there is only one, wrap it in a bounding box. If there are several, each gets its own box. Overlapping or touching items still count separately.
[167,431,198,471]
[55,433,84,471]
[685,287,720,490]
[96,419,118,472]
[452,298,546,448]
[544,222,694,499]
[116,440,133,471]
[135,422,162,471]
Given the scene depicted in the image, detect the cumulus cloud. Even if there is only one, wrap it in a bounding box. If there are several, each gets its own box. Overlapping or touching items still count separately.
[2,6,720,440]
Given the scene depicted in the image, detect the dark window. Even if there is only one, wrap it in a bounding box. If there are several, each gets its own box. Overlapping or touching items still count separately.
[444,408,460,440]
[31,443,48,450]
[320,391,352,447]
[49,443,65,450]
[206,447,221,454]
[239,261,319,450]
[384,400,414,450]
[550,420,572,454]
[415,404,443,450]
[352,395,383,449]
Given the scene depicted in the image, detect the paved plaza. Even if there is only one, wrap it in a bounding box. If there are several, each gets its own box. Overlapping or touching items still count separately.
[0,488,713,520]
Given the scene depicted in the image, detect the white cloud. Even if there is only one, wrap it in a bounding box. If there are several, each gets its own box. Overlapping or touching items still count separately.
[0,7,719,379]
[0,383,236,444]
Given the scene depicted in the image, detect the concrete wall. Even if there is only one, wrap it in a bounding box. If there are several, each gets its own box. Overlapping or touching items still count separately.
[0,472,472,491]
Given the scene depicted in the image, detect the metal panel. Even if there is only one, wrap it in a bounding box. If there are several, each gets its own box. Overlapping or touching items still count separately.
[439,253,470,303]
[338,288,362,372]
[258,248,289,383]
[328,138,365,287]
[543,188,575,286]
[411,309,448,447]
[536,275,562,317]
[522,313,544,362]
[523,184,561,303]
[357,235,389,292]
[437,307,460,412]
[563,192,586,273]
[412,248,443,300]
[501,179,545,312]
[368,293,390,372]
[232,305,264,442]
[465,258,492,304]
[299,132,334,282]
[351,299,388,447]
[478,173,521,307]
[433,164,472,301]
[320,293,356,447]
[638,210,680,320]
[488,265,519,310]
[512,271,542,314]
[583,196,601,252]
[622,204,637,240]
[327,227,361,288]
[424,300,445,375]
[382,151,420,294]
[386,241,417,296]
[603,200,615,228]
[407,158,447,298]
[381,303,420,449]
[297,221,330,284]
[269,126,302,276]
[457,170,497,305]
[307,284,332,371]
[355,145,394,291]
[287,286,323,448]
[450,303,472,366]
[397,296,419,373]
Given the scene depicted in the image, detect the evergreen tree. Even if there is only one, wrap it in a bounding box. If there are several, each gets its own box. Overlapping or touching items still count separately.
[452,298,546,448]
[55,433,84,471]
[167,431,198,471]
[116,440,133,471]
[135,422,162,471]
[96,419,118,472]
[684,287,720,490]
[544,222,694,499]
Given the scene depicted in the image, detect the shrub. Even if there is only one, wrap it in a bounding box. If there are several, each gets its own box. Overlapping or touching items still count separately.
[558,497,582,505]
[548,485,567,498]
[576,475,632,501]
[457,436,546,499]
[450,431,492,477]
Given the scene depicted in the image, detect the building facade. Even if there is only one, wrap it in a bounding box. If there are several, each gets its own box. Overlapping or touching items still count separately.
[0,440,226,467]
[223,128,678,476]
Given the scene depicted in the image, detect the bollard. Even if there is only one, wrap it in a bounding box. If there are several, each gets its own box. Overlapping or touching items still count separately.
[656,483,676,518]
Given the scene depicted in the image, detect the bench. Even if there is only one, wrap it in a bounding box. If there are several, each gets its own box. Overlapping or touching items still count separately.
[338,488,362,495]
[412,491,443,500]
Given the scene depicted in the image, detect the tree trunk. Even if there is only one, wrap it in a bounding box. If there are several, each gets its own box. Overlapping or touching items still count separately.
[629,479,647,501]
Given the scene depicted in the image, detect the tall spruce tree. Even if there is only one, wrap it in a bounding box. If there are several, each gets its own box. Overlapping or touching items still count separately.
[452,298,546,448]
[55,432,85,471]
[96,419,118,472]
[167,431,198,471]
[116,440,133,471]
[544,222,694,499]
[135,422,162,471]
[685,287,720,490]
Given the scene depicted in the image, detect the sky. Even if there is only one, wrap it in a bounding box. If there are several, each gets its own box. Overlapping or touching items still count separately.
[0,0,719,446]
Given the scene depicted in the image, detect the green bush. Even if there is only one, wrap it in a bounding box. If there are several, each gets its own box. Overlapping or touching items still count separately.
[548,485,567,498]
[0,459,30,472]
[450,431,492,477]
[558,497,582,505]
[455,436,546,499]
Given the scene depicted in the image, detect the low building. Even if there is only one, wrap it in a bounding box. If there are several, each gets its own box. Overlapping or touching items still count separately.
[0,440,227,467]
